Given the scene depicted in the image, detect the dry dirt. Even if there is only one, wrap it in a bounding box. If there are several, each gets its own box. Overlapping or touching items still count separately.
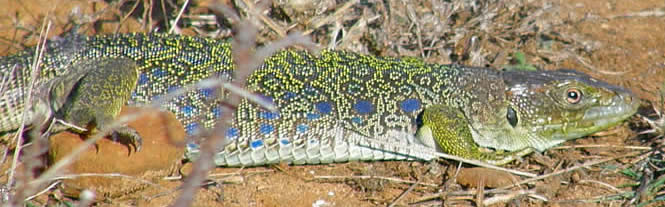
[1,0,664,206]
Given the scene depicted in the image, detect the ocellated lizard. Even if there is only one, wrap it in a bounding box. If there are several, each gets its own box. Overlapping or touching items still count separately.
[0,32,639,166]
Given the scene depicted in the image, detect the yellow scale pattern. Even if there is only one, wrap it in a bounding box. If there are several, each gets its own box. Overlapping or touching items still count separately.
[219,49,479,166]
[1,33,472,161]
[1,32,637,167]
[0,33,234,134]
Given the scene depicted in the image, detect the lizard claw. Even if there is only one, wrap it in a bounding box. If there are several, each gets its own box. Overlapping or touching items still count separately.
[111,126,143,153]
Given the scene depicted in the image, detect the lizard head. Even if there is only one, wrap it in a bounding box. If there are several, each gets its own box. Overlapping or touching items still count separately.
[470,69,639,152]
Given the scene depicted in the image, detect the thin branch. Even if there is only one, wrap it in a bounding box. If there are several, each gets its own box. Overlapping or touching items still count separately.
[497,151,642,190]
[168,0,190,34]
[314,175,438,188]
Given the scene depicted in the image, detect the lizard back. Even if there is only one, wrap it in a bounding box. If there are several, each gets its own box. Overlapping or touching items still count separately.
[218,49,506,166]
[0,33,638,166]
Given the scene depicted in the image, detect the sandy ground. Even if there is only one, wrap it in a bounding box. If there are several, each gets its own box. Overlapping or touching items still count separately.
[1,0,664,206]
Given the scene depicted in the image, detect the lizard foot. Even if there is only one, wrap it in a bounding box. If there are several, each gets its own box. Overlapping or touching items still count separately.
[416,104,534,165]
[48,57,142,155]
[110,126,143,153]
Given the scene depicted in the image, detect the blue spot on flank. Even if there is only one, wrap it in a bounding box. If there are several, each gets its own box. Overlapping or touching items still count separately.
[261,95,274,105]
[259,111,280,120]
[152,68,166,78]
[259,124,274,135]
[138,73,149,85]
[226,127,239,138]
[280,139,290,145]
[185,123,199,134]
[250,140,264,149]
[212,107,222,118]
[351,117,362,124]
[168,86,179,93]
[283,92,297,99]
[200,88,215,98]
[181,105,195,117]
[186,143,199,149]
[400,98,421,113]
[306,113,321,120]
[353,100,373,114]
[297,124,309,133]
[315,102,333,114]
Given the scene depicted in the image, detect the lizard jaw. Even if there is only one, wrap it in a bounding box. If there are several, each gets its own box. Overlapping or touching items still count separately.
[583,91,640,126]
[546,90,639,144]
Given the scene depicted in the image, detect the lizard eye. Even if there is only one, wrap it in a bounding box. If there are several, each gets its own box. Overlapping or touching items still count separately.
[566,88,582,104]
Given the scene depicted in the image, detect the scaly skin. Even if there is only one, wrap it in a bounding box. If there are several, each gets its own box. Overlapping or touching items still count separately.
[0,54,141,150]
[0,32,639,166]
[52,58,143,151]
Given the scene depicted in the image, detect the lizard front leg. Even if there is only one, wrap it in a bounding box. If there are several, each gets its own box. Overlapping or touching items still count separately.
[416,104,532,165]
[50,57,143,152]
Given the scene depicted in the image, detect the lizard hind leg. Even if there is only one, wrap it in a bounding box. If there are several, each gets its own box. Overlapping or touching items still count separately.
[416,104,532,165]
[53,57,143,153]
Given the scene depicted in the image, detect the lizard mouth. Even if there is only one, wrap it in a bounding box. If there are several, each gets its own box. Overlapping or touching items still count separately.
[583,91,639,127]
[554,91,639,139]
[520,90,640,152]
